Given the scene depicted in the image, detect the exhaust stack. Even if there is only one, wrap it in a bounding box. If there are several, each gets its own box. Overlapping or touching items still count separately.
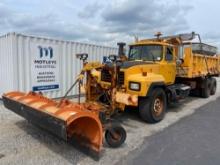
[117,42,126,56]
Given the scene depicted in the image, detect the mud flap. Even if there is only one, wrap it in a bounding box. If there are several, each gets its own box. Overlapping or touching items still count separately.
[2,96,67,140]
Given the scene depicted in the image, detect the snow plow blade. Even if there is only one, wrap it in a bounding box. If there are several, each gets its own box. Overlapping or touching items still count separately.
[2,91,103,153]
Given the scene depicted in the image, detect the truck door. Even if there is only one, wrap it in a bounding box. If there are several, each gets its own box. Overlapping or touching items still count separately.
[160,46,176,84]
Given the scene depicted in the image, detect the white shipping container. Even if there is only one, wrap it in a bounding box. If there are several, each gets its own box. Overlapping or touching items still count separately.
[0,33,118,98]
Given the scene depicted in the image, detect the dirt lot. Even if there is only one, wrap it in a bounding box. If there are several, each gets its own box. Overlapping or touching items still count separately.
[1,78,220,165]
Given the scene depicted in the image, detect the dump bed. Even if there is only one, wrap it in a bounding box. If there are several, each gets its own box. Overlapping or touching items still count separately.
[176,43,220,78]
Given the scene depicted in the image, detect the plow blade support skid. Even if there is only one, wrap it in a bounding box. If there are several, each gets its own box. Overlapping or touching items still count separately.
[2,92,103,153]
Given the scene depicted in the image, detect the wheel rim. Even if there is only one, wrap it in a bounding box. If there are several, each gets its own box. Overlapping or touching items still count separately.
[153,97,163,117]
[110,130,121,142]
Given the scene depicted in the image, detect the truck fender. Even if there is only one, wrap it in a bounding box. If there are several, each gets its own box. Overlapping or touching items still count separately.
[146,82,166,97]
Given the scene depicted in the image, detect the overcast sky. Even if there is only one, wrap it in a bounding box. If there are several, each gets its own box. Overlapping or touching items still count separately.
[0,0,219,47]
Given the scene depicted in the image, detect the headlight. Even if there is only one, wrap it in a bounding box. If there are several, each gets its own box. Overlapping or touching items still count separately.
[129,82,141,91]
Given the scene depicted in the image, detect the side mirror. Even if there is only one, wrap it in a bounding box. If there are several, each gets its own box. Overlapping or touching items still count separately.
[176,59,184,66]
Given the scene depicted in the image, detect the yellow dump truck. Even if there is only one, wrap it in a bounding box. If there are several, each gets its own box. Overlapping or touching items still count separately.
[98,32,220,123]
[2,32,219,154]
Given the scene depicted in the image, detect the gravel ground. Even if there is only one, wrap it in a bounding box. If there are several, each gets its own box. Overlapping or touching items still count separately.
[0,78,220,165]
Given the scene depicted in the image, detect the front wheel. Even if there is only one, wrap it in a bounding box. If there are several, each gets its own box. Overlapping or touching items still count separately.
[139,88,167,123]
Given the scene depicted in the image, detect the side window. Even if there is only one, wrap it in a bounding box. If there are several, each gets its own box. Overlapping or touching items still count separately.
[165,47,173,61]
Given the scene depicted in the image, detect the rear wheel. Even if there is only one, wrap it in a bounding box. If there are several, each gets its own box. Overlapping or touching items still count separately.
[139,88,167,123]
[201,78,211,98]
[210,78,217,95]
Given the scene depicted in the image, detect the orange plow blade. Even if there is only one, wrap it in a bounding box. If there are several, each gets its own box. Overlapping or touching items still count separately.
[2,91,103,153]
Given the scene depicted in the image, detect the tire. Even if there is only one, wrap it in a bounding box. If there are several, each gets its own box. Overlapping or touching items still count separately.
[139,88,167,123]
[210,78,217,95]
[105,124,126,148]
[201,78,211,98]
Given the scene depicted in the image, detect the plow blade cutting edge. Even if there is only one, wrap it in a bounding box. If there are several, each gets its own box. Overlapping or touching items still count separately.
[2,91,103,153]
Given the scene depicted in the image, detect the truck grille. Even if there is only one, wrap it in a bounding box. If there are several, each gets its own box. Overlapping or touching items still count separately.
[101,69,125,85]
[101,69,111,82]
[118,71,124,85]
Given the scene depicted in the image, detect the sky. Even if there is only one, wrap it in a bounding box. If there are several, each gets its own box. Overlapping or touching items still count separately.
[0,0,219,47]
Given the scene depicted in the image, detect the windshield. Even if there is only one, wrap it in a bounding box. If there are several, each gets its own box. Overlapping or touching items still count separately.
[128,45,163,61]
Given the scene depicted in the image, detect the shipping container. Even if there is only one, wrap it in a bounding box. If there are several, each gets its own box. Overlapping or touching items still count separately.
[0,32,118,98]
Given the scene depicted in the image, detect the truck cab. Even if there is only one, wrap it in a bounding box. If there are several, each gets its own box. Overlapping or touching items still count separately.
[126,42,176,93]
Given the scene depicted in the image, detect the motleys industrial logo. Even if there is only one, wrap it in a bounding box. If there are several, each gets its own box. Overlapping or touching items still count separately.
[38,46,53,58]
[31,43,60,92]
[34,46,56,67]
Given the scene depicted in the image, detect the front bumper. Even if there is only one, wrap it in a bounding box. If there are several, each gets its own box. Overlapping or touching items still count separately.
[115,92,138,106]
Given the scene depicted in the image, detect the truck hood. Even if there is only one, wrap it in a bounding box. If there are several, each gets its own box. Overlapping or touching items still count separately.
[105,61,154,69]
[120,61,154,69]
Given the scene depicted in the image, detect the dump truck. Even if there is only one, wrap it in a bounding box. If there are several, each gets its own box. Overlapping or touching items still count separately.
[2,32,220,155]
[97,32,220,123]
